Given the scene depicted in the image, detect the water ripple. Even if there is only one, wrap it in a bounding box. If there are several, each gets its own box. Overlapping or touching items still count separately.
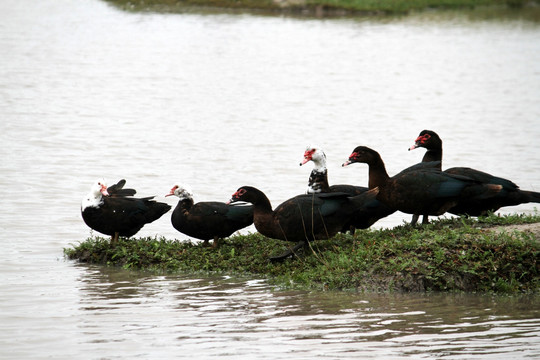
[1,0,540,358]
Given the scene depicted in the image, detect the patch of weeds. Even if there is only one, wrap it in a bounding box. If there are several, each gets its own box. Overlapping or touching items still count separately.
[65,213,540,293]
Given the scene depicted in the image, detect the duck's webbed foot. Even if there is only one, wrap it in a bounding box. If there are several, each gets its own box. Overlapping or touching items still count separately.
[269,241,307,263]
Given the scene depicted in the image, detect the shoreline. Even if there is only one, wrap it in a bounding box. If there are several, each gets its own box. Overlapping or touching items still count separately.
[103,0,540,17]
[65,213,540,293]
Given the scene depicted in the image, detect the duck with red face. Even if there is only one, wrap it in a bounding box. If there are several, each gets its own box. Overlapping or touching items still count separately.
[343,145,502,225]
[408,130,540,221]
[227,185,379,261]
[166,183,253,248]
[81,179,171,245]
[300,145,394,230]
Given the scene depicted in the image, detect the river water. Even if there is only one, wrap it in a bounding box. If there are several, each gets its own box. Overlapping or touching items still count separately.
[1,0,539,358]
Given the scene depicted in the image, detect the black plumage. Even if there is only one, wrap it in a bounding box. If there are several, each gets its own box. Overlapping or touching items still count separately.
[343,146,502,225]
[166,184,253,248]
[300,145,394,230]
[410,130,540,217]
[81,179,171,244]
[227,185,379,260]
[106,179,136,197]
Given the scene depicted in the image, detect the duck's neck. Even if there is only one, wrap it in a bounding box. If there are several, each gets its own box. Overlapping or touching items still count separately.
[307,168,330,193]
[367,156,390,189]
[311,156,327,173]
[249,191,273,214]
[422,137,443,164]
[81,191,103,210]
[422,147,442,164]
[175,198,194,215]
[246,190,278,237]
[307,155,330,193]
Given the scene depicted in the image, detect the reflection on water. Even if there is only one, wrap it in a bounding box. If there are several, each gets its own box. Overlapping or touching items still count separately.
[74,265,540,359]
[1,0,540,358]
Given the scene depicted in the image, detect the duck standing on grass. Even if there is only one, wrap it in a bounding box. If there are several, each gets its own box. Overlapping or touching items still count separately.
[300,145,395,230]
[409,130,540,222]
[343,146,502,225]
[227,185,379,261]
[166,184,253,248]
[81,179,171,245]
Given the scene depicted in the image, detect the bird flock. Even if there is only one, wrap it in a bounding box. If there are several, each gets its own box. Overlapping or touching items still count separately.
[81,130,540,261]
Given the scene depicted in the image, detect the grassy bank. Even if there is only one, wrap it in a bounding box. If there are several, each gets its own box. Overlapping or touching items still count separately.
[104,0,538,15]
[65,213,539,293]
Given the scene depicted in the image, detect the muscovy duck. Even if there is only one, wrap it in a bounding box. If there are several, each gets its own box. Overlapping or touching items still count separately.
[300,145,394,230]
[409,130,540,220]
[300,145,367,195]
[81,179,171,244]
[166,184,253,248]
[227,185,379,261]
[343,146,502,225]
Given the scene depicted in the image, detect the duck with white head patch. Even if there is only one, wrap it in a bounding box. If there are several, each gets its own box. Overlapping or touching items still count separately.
[81,179,171,245]
[300,145,331,194]
[166,183,253,248]
[300,145,395,231]
[300,145,371,195]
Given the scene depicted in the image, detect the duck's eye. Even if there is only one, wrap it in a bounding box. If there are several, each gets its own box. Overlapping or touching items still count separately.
[236,188,247,197]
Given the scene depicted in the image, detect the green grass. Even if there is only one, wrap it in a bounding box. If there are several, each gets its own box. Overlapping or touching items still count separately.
[103,0,536,15]
[65,212,540,293]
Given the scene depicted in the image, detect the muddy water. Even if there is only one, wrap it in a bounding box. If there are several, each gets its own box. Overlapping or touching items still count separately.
[6,263,537,359]
[1,0,539,358]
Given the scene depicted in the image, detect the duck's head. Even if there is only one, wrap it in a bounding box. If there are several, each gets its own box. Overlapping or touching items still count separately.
[342,146,379,166]
[166,183,193,201]
[409,130,441,151]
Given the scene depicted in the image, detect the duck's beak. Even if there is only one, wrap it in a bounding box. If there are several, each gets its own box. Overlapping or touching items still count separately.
[100,184,110,196]
[165,189,175,197]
